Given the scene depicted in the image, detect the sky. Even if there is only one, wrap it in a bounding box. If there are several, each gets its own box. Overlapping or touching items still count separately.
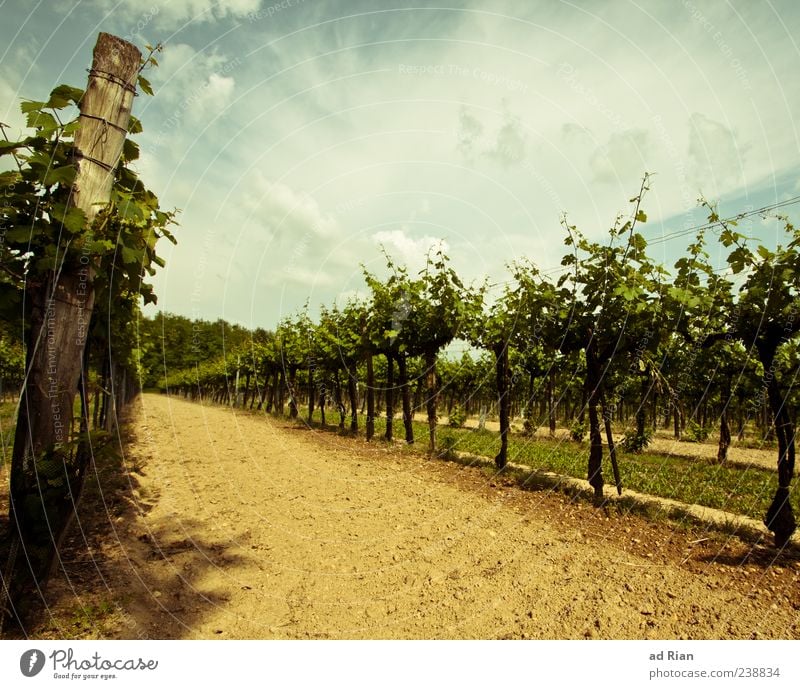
[1,0,799,331]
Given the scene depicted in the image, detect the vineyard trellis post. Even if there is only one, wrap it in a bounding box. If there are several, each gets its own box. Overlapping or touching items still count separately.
[2,32,141,630]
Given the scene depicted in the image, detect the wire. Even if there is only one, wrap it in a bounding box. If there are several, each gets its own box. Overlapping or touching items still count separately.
[648,195,800,248]
[485,195,800,291]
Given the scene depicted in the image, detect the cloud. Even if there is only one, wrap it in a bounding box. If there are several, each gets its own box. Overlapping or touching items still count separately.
[456,104,527,168]
[456,107,484,161]
[687,113,744,191]
[0,77,27,138]
[45,0,792,329]
[416,198,431,217]
[372,228,449,273]
[560,123,592,145]
[245,173,338,242]
[0,42,38,138]
[145,42,239,143]
[197,72,235,112]
[90,0,261,30]
[269,266,336,288]
[589,128,651,184]
[486,110,527,168]
[151,42,238,100]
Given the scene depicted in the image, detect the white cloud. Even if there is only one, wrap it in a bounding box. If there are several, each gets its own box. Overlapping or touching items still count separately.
[0,42,39,138]
[196,72,235,113]
[0,77,27,138]
[590,129,651,184]
[267,265,336,288]
[150,42,238,105]
[91,0,261,30]
[687,113,744,193]
[244,173,338,241]
[486,111,527,168]
[141,42,238,152]
[456,107,484,161]
[372,228,449,273]
[455,103,528,168]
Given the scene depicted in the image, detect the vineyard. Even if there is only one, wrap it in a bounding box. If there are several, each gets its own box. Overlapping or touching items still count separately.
[147,177,800,545]
[0,27,799,640]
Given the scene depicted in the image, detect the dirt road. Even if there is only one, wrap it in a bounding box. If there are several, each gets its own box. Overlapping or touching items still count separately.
[39,394,800,639]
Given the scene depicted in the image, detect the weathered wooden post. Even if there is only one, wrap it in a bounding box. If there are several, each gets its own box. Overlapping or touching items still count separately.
[2,32,141,630]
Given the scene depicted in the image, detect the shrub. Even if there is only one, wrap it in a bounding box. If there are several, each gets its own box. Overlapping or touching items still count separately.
[448,405,467,428]
[684,420,709,443]
[570,421,586,442]
[620,428,653,453]
[438,433,458,458]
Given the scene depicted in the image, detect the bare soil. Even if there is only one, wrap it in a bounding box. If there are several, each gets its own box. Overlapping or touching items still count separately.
[10,394,800,639]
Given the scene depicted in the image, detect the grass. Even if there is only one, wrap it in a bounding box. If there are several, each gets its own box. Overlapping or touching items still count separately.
[285,405,799,524]
[446,426,798,523]
[0,400,17,470]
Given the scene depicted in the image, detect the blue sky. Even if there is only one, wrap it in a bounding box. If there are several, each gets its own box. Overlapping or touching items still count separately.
[2,0,799,329]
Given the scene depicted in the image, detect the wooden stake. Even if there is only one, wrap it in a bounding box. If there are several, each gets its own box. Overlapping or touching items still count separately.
[3,33,140,630]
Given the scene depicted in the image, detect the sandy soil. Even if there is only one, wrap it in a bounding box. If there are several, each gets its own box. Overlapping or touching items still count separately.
[25,394,800,639]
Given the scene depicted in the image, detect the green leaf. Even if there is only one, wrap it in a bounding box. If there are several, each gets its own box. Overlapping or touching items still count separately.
[122,137,140,162]
[4,226,37,243]
[613,284,638,302]
[42,165,76,187]
[128,115,143,134]
[137,75,154,96]
[47,84,84,108]
[727,247,751,274]
[20,100,46,114]
[756,245,772,260]
[51,203,86,234]
[62,120,80,136]
[88,239,115,254]
[719,229,738,247]
[0,170,21,187]
[0,139,25,153]
[25,110,59,134]
[635,210,647,223]
[119,202,144,222]
[121,245,142,264]
[631,233,647,252]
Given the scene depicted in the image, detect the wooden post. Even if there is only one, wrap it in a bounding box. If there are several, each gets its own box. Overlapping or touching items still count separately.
[3,33,140,629]
[384,353,394,441]
[366,354,375,441]
[494,344,510,469]
[425,349,438,454]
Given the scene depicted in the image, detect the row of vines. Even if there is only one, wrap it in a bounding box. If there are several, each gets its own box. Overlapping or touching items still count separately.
[157,174,799,549]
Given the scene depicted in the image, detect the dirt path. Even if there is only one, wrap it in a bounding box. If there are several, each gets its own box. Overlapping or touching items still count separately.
[39,395,800,639]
